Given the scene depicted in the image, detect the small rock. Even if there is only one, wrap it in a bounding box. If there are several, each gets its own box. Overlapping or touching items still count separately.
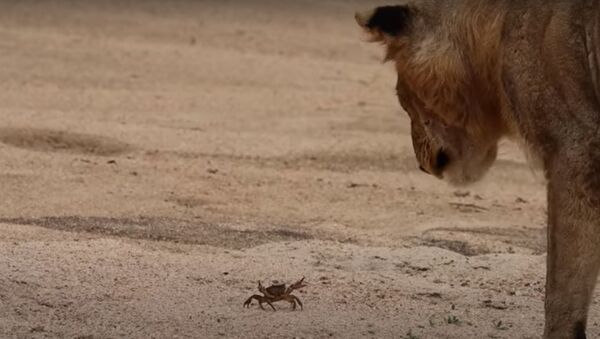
[453,191,470,198]
[515,197,528,204]
[30,326,45,333]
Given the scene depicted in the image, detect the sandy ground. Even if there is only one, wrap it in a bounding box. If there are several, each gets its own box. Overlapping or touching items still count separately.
[0,0,597,338]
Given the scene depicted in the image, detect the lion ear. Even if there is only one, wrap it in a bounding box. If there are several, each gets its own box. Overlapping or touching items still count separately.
[355,5,412,37]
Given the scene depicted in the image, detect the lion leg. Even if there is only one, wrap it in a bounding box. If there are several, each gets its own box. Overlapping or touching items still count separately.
[543,170,600,339]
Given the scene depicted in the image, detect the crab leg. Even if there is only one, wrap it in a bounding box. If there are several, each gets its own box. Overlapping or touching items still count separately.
[292,295,303,310]
[264,300,276,311]
[243,295,265,309]
[281,295,297,310]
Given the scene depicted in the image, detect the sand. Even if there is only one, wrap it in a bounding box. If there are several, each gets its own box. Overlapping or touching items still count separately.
[0,1,595,338]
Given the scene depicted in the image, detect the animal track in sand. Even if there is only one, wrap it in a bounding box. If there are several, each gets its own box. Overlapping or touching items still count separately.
[0,216,313,249]
[418,226,545,256]
[0,128,132,156]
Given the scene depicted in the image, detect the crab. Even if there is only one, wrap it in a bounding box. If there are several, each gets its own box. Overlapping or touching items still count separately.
[243,277,306,311]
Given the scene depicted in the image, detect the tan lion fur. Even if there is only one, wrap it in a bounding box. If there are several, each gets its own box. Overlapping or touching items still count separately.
[358,1,600,338]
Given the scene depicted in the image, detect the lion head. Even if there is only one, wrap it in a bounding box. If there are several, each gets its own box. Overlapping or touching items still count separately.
[356,3,510,185]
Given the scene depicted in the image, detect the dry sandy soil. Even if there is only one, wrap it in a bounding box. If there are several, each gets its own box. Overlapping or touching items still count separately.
[0,1,597,338]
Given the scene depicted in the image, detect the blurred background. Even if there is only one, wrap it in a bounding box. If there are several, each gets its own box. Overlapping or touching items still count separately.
[0,1,557,338]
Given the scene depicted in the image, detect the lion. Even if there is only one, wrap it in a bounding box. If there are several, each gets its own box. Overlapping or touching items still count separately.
[356,1,600,338]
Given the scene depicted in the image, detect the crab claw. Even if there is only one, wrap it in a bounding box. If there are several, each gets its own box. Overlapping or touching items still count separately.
[290,277,307,290]
[258,280,268,295]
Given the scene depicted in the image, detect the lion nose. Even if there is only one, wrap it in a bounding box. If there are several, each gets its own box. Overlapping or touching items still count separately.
[433,149,450,173]
[418,150,450,177]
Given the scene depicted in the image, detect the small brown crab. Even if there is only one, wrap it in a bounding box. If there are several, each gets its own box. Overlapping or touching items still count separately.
[243,277,306,311]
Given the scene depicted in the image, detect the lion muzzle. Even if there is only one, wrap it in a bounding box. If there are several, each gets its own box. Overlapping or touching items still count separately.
[354,10,374,28]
